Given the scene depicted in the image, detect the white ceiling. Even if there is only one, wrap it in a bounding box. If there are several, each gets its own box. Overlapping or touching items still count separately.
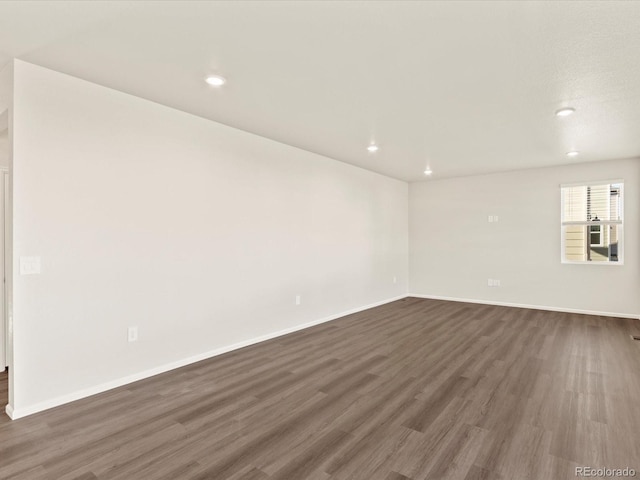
[1,1,640,182]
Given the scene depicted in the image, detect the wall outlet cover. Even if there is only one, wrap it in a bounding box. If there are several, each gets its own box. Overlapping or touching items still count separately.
[20,256,42,275]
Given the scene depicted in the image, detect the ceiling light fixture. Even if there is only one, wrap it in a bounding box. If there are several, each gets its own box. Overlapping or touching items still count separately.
[566,150,580,157]
[367,144,379,153]
[424,168,433,176]
[555,107,575,117]
[205,75,226,87]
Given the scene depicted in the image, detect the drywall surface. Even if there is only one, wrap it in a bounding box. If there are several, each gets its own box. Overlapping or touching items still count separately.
[409,158,640,317]
[0,129,8,168]
[0,61,12,411]
[0,62,11,113]
[10,61,408,416]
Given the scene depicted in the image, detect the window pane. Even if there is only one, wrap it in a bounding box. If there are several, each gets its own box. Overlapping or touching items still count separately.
[610,184,622,221]
[563,225,587,262]
[562,183,622,223]
[589,185,609,220]
[608,224,620,262]
[562,186,588,222]
[562,225,620,262]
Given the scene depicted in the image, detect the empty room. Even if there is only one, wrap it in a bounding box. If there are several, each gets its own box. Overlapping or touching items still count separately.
[1,1,639,479]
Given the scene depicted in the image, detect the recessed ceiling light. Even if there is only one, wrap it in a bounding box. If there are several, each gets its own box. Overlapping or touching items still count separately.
[555,107,575,117]
[205,75,226,87]
[367,145,379,153]
[424,168,433,175]
[566,150,580,157]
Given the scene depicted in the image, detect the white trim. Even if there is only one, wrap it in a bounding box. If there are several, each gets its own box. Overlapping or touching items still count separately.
[0,170,5,370]
[561,220,622,226]
[560,179,624,188]
[5,294,407,420]
[409,294,640,320]
[561,259,623,266]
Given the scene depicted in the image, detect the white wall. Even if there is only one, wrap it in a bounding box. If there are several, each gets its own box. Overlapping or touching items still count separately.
[0,129,8,168]
[10,60,408,417]
[0,62,12,410]
[0,131,6,371]
[409,158,640,317]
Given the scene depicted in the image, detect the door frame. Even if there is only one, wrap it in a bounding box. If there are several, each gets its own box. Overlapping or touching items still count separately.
[0,168,7,369]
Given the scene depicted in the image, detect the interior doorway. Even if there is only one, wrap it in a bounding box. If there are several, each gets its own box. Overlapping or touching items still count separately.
[0,169,6,371]
[0,122,7,371]
[0,109,10,415]
[0,104,11,417]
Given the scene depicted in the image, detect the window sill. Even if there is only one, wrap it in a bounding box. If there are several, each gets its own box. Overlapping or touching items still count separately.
[561,260,624,266]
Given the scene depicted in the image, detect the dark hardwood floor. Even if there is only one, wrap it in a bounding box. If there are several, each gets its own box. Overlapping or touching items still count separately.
[1,298,640,479]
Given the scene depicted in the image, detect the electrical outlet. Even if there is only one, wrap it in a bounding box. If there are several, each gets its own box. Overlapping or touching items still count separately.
[495,279,501,287]
[128,326,138,343]
[295,295,301,306]
[488,278,493,286]
[393,276,397,284]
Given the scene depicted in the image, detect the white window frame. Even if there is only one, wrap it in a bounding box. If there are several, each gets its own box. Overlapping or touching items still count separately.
[560,180,624,265]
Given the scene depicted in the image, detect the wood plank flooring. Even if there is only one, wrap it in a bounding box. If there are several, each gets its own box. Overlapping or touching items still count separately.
[1,298,640,479]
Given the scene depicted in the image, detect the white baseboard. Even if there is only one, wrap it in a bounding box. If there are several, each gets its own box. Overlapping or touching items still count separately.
[7,294,407,420]
[409,293,640,320]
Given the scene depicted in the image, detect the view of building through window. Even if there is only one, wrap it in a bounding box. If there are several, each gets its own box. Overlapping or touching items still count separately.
[561,182,623,263]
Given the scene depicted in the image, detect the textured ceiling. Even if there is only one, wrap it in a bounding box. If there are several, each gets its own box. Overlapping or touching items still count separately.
[1,1,640,181]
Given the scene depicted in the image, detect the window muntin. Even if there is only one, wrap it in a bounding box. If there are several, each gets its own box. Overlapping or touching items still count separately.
[561,182,623,264]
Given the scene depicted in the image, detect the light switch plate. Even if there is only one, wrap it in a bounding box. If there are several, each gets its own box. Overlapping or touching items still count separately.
[128,326,138,343]
[20,256,41,275]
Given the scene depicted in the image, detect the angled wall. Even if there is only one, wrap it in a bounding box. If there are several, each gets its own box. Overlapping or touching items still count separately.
[9,61,408,418]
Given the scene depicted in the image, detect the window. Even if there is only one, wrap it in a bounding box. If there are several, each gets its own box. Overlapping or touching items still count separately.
[561,181,623,264]
[589,224,603,247]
